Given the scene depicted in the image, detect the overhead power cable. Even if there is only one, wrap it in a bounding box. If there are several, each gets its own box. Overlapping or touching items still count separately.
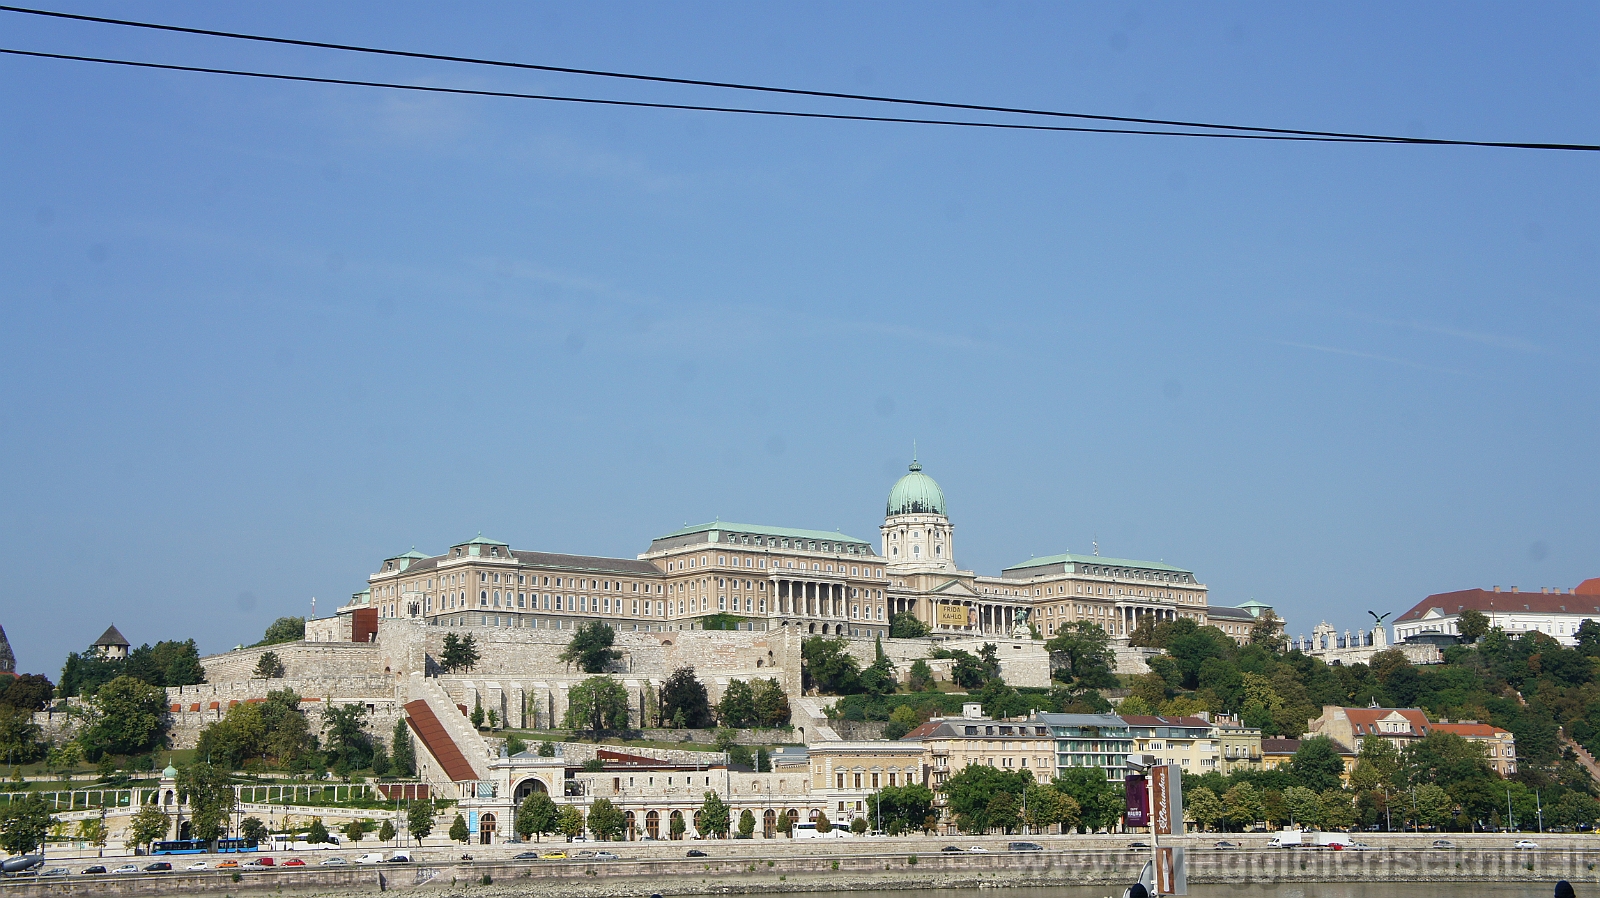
[0,48,1409,143]
[2,4,1597,152]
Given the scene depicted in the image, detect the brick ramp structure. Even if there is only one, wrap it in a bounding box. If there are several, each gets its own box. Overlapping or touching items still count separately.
[403,698,481,783]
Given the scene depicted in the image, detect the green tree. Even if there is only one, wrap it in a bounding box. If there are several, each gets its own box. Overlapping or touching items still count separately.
[882,705,922,740]
[588,798,626,841]
[538,740,556,757]
[379,819,396,842]
[0,793,54,855]
[406,798,435,843]
[123,640,205,688]
[868,784,936,833]
[470,699,485,729]
[240,816,268,844]
[802,637,862,695]
[776,810,793,837]
[850,816,868,834]
[1022,783,1079,833]
[699,791,731,838]
[1413,783,1454,829]
[890,612,930,639]
[751,678,791,728]
[322,703,374,769]
[82,675,167,757]
[391,717,415,776]
[449,813,469,844]
[560,622,622,673]
[1053,767,1121,832]
[125,804,168,853]
[947,650,987,689]
[1283,786,1323,827]
[440,633,480,673]
[0,706,45,764]
[345,818,370,844]
[1352,735,1400,791]
[1249,609,1288,652]
[669,813,686,840]
[307,818,330,844]
[814,812,832,834]
[738,808,756,838]
[557,805,585,839]
[1457,609,1490,643]
[1186,787,1224,832]
[253,652,285,679]
[1223,783,1262,831]
[986,792,1020,834]
[1291,736,1347,792]
[177,762,236,843]
[942,765,1032,834]
[907,659,936,692]
[659,667,714,728]
[1046,622,1118,689]
[564,676,632,739]
[255,617,306,647]
[517,792,558,841]
[0,674,55,712]
[1320,789,1356,830]
[718,680,758,728]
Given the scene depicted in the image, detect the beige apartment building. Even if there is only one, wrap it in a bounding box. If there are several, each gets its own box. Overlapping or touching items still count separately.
[1307,705,1517,777]
[350,459,1209,643]
[1121,715,1222,775]
[805,742,929,828]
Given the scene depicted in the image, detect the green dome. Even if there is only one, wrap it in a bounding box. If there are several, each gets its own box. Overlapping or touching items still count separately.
[886,460,947,516]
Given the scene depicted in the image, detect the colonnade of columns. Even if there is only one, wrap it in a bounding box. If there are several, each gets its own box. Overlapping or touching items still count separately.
[931,599,1026,635]
[1115,603,1177,637]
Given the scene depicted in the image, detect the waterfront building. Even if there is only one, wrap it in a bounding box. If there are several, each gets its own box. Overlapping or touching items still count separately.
[1121,715,1221,774]
[1393,580,1600,647]
[900,704,1057,789]
[1306,704,1516,777]
[1260,737,1301,771]
[1031,712,1136,782]
[1209,714,1264,773]
[806,741,929,828]
[348,459,1209,643]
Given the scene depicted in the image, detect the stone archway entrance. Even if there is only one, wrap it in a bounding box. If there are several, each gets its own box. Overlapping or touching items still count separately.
[480,813,497,845]
[514,777,549,804]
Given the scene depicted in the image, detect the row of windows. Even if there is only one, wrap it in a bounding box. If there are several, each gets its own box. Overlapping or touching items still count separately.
[721,533,871,555]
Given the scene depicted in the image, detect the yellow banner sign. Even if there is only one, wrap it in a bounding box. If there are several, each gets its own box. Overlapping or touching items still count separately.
[936,605,969,627]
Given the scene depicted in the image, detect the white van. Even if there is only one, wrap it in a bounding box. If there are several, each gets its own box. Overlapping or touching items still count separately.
[270,835,343,852]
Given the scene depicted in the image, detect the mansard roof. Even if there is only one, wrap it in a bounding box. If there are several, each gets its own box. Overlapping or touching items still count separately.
[648,521,873,552]
[1002,553,1195,579]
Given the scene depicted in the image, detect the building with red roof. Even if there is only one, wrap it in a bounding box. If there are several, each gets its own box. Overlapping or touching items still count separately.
[1308,705,1516,776]
[1393,580,1600,647]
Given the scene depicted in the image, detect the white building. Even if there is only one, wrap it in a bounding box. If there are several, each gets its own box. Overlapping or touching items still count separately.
[1393,579,1600,647]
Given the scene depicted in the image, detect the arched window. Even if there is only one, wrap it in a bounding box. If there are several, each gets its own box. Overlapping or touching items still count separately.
[646,810,660,840]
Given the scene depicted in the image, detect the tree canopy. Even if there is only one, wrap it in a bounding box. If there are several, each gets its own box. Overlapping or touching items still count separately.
[560,621,622,674]
[659,666,714,728]
[254,617,306,647]
[565,676,631,739]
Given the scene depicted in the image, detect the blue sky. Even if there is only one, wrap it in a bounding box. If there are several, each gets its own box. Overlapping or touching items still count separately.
[2,2,1597,676]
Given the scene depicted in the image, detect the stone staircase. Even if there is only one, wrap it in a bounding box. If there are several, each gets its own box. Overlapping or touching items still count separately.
[791,697,844,744]
[404,673,492,783]
[1559,729,1600,784]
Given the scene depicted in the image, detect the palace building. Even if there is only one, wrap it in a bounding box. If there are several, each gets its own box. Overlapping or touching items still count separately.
[349,459,1209,641]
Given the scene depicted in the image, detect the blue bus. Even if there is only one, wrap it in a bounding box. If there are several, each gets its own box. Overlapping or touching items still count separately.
[151,839,259,855]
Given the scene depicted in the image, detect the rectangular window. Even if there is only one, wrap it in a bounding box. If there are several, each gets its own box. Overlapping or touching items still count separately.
[719,596,727,611]
[632,600,639,615]
[871,773,879,788]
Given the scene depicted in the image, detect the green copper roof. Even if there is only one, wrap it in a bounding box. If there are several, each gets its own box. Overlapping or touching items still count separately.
[886,460,947,516]
[654,520,871,546]
[397,548,429,560]
[1004,553,1192,574]
[459,533,509,547]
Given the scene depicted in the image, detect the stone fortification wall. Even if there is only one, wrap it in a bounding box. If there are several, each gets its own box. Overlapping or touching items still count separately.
[163,678,404,750]
[832,633,1051,688]
[200,641,384,683]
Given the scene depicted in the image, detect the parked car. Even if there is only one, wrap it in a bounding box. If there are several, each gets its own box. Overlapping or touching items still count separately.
[572,850,596,859]
[966,846,989,853]
[79,865,106,875]
[593,851,620,861]
[217,860,240,869]
[241,857,275,868]
[387,852,413,864]
[185,861,208,871]
[111,864,141,875]
[541,851,567,860]
[514,852,543,860]
[1431,840,1456,850]
[320,857,348,866]
[1008,842,1043,852]
[1514,840,1539,850]
[940,846,963,853]
[1213,842,1240,850]
[142,862,173,873]
[354,853,386,865]
[281,858,306,867]
[39,868,70,877]
[686,849,707,858]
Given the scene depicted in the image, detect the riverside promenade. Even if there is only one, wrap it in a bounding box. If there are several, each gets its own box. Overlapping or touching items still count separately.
[3,834,1598,898]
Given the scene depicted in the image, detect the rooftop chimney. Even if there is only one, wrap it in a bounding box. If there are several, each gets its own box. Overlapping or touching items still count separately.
[1511,586,1519,594]
[1493,586,1501,593]
[962,703,983,720]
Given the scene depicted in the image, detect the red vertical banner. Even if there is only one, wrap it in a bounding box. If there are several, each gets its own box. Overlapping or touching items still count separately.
[1125,774,1148,828]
